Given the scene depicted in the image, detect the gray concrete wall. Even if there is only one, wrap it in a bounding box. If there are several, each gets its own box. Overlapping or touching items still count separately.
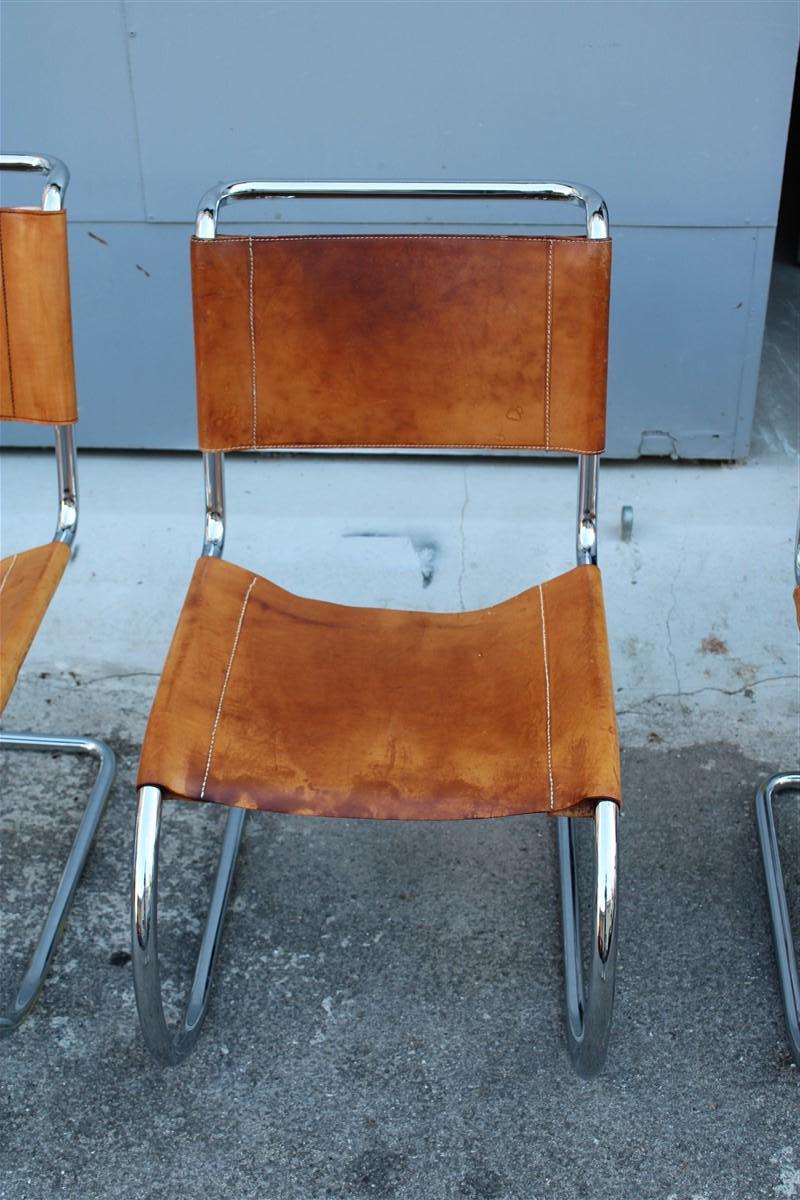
[1,0,797,456]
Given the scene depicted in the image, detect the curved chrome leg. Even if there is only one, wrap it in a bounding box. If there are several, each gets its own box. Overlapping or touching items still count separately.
[756,772,800,1065]
[131,785,246,1065]
[0,731,116,1034]
[557,799,619,1077]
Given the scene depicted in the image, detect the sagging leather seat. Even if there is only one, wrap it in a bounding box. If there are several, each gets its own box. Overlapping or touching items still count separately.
[138,556,620,820]
[0,542,70,712]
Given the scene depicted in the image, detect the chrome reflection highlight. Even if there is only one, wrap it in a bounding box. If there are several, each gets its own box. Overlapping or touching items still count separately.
[203,450,225,557]
[53,425,78,546]
[557,799,619,1077]
[0,153,69,211]
[577,453,599,566]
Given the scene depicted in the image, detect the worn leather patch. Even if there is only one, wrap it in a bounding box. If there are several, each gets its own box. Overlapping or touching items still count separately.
[191,234,611,454]
[138,557,621,819]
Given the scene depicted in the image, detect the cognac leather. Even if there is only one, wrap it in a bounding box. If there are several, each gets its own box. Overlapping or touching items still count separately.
[0,208,78,426]
[0,542,70,712]
[191,235,611,454]
[138,558,621,819]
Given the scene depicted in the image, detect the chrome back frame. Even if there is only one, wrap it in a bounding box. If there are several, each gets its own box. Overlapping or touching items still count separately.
[0,153,78,547]
[195,179,608,569]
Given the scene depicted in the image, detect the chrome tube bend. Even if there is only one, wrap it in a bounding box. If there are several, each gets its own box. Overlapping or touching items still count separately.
[0,153,70,210]
[755,772,800,1065]
[0,732,115,1034]
[557,799,619,1077]
[131,786,246,1065]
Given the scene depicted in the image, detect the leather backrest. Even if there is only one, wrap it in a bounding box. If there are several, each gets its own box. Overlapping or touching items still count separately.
[191,233,611,454]
[0,209,78,425]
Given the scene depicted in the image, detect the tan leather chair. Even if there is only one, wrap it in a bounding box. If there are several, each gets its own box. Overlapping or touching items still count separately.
[0,155,115,1034]
[132,179,621,1074]
[755,516,800,1065]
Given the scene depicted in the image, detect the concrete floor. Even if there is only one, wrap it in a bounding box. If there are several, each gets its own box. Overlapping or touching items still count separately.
[0,678,798,1200]
[0,256,798,1197]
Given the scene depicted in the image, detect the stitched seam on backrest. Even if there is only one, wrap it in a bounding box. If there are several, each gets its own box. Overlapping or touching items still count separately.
[0,215,15,417]
[0,553,18,595]
[205,441,601,454]
[200,575,258,801]
[545,238,553,450]
[538,584,554,809]
[248,237,257,448]
[200,235,595,244]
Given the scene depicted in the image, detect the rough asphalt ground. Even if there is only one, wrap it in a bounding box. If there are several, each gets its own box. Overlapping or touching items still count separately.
[0,675,798,1200]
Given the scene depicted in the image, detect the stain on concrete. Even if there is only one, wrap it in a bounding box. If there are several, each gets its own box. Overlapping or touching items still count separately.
[701,635,729,655]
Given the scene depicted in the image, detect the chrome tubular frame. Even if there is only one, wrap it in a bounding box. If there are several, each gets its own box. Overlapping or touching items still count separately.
[0,152,70,211]
[128,437,235,1057]
[0,734,115,1034]
[132,786,246,1064]
[53,424,78,546]
[203,449,225,558]
[561,446,613,1075]
[557,800,619,1075]
[194,178,609,241]
[576,452,599,566]
[756,773,800,1064]
[1,156,113,1032]
[132,178,617,1069]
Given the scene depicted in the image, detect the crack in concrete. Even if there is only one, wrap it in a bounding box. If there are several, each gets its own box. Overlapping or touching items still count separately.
[457,468,470,612]
[665,549,684,711]
[81,671,161,686]
[616,672,795,715]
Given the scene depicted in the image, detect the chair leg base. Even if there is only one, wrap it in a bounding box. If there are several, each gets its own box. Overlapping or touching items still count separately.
[557,799,619,1078]
[131,785,246,1065]
[756,772,800,1066]
[0,730,116,1035]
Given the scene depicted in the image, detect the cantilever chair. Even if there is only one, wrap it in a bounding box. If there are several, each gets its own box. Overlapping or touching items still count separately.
[755,515,800,1065]
[0,154,115,1033]
[132,179,621,1075]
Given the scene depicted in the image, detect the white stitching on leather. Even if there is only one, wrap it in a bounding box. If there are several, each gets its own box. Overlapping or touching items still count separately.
[200,575,257,801]
[538,584,554,809]
[0,554,18,595]
[545,239,553,450]
[248,237,257,448]
[196,234,595,245]
[203,441,602,454]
